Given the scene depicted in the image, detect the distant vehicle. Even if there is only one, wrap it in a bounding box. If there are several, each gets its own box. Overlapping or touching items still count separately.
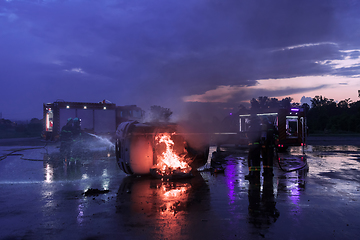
[43,100,144,141]
[238,107,307,150]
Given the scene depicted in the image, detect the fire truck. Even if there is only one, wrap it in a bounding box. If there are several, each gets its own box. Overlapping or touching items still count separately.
[43,100,144,141]
[238,107,307,150]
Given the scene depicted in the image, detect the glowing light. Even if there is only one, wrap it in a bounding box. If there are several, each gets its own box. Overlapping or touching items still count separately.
[44,163,53,183]
[163,187,187,198]
[66,105,70,109]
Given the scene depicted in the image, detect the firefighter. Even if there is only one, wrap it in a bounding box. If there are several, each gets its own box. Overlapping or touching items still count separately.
[262,119,276,177]
[60,118,73,156]
[260,117,268,146]
[71,118,83,155]
[260,117,268,165]
[72,118,82,140]
[245,115,262,180]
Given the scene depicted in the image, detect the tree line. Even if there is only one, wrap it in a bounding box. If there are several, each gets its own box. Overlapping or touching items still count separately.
[247,95,360,134]
[0,118,43,139]
[306,96,360,134]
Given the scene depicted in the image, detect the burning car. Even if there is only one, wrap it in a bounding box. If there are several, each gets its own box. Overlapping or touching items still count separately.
[115,121,208,178]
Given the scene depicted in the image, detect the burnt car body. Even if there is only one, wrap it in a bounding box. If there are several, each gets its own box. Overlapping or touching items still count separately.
[115,121,209,175]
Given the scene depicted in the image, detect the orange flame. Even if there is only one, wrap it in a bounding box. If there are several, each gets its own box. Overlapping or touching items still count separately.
[154,133,191,174]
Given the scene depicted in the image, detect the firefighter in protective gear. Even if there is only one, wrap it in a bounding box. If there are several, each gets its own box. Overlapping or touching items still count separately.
[72,118,82,140]
[245,115,262,180]
[71,118,83,156]
[60,118,73,156]
[262,119,277,177]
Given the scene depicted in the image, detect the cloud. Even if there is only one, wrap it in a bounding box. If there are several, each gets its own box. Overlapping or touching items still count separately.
[316,49,360,70]
[64,68,86,74]
[274,42,338,52]
[0,11,17,22]
[183,85,246,103]
[183,75,359,104]
[1,0,360,120]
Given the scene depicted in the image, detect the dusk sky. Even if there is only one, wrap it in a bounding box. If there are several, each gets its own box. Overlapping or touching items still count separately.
[1,0,360,121]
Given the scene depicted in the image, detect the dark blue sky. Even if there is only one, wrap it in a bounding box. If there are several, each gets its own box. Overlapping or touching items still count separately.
[1,0,360,120]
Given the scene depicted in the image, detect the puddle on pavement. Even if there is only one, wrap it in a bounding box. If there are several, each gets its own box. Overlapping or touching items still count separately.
[0,141,117,184]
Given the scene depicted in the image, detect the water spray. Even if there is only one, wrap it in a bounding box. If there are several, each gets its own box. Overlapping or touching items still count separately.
[86,133,115,148]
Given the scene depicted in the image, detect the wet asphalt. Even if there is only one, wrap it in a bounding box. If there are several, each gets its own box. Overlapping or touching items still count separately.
[0,137,359,240]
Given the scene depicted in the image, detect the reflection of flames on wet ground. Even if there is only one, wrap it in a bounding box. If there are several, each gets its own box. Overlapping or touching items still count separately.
[151,133,193,179]
[158,182,191,216]
[116,175,208,240]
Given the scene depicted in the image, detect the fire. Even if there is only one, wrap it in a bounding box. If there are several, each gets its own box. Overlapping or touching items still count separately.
[156,133,188,170]
[152,133,192,177]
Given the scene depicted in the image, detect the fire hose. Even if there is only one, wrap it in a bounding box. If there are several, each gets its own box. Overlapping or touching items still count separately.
[0,143,49,162]
[274,147,308,172]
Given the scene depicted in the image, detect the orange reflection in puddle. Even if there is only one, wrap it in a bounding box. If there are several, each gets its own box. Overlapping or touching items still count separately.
[158,182,191,216]
[154,181,191,239]
[118,177,192,239]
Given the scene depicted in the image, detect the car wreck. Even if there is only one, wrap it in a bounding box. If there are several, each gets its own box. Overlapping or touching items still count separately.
[115,121,209,178]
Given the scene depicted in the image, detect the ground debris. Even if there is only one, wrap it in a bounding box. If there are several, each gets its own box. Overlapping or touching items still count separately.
[83,188,110,196]
[150,167,193,179]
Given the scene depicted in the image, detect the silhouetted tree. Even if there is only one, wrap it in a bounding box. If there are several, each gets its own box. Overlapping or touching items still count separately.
[279,97,293,109]
[268,98,280,109]
[338,98,352,109]
[250,98,261,110]
[302,103,310,114]
[27,118,42,137]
